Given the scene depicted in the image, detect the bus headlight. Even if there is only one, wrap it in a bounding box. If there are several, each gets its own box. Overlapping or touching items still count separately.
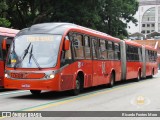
[45,74,55,79]
[44,71,56,79]
[49,74,55,79]
[5,73,8,78]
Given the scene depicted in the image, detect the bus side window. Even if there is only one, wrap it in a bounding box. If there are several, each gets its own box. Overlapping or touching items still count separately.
[91,38,98,59]
[2,37,13,61]
[84,36,91,59]
[65,47,71,60]
[130,46,134,61]
[72,34,84,59]
[148,50,151,61]
[156,51,158,61]
[145,50,149,62]
[100,39,107,59]
[114,43,120,60]
[149,51,152,61]
[107,41,114,60]
[151,51,155,62]
[126,45,129,61]
[60,36,72,67]
[65,36,72,60]
[134,47,139,61]
[126,45,132,61]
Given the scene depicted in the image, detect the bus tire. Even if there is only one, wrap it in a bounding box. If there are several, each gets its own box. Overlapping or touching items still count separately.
[30,90,41,95]
[71,76,81,95]
[108,73,115,88]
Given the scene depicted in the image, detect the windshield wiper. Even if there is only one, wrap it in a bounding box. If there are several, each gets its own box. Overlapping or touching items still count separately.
[28,45,41,70]
[29,45,33,64]
[14,42,31,69]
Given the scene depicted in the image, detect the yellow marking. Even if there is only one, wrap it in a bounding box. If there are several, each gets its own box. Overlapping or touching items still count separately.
[11,59,16,63]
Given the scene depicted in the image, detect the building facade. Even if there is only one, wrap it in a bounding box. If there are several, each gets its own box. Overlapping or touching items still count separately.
[127,0,160,35]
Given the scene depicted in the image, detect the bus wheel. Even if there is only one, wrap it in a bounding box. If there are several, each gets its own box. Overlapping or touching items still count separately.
[71,76,81,95]
[30,90,41,95]
[108,73,115,88]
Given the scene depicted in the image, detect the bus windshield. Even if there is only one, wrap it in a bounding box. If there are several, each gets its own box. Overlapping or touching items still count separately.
[6,34,62,68]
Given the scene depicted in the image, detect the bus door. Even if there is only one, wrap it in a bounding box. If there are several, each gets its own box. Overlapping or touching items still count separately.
[82,36,93,88]
[91,38,103,86]
[68,33,93,89]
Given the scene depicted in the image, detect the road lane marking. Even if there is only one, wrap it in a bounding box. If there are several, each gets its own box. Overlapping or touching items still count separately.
[18,77,159,111]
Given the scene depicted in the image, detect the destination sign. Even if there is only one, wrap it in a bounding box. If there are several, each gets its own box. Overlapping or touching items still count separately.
[27,36,54,42]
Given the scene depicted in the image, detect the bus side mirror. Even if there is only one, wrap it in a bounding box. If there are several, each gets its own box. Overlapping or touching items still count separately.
[64,40,70,50]
[2,39,7,50]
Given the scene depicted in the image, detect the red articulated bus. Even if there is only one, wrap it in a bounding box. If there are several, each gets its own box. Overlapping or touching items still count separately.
[4,23,158,95]
[124,41,158,80]
[0,27,19,87]
[143,45,158,77]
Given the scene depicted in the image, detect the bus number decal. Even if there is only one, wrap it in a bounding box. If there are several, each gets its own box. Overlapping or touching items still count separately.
[21,84,30,88]
[78,62,84,68]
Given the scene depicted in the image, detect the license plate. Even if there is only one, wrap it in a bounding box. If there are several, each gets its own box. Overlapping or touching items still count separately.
[10,73,24,79]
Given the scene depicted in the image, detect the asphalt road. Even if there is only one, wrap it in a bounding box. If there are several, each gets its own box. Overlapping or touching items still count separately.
[0,71,160,120]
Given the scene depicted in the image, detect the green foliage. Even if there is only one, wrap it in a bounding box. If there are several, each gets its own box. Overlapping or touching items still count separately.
[0,0,11,27]
[99,0,138,37]
[0,0,139,38]
[0,18,11,27]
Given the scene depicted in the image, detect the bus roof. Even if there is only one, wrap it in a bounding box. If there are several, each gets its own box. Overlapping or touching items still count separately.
[125,40,157,51]
[17,23,75,36]
[145,45,157,51]
[16,22,120,42]
[125,40,142,47]
[0,27,19,37]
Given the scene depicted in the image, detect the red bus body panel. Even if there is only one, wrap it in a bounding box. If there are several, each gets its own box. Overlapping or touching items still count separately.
[4,60,121,91]
[145,45,158,76]
[126,62,142,80]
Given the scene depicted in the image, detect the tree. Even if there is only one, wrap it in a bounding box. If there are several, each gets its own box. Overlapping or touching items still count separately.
[0,0,138,38]
[0,0,11,27]
[3,0,104,30]
[99,0,139,37]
